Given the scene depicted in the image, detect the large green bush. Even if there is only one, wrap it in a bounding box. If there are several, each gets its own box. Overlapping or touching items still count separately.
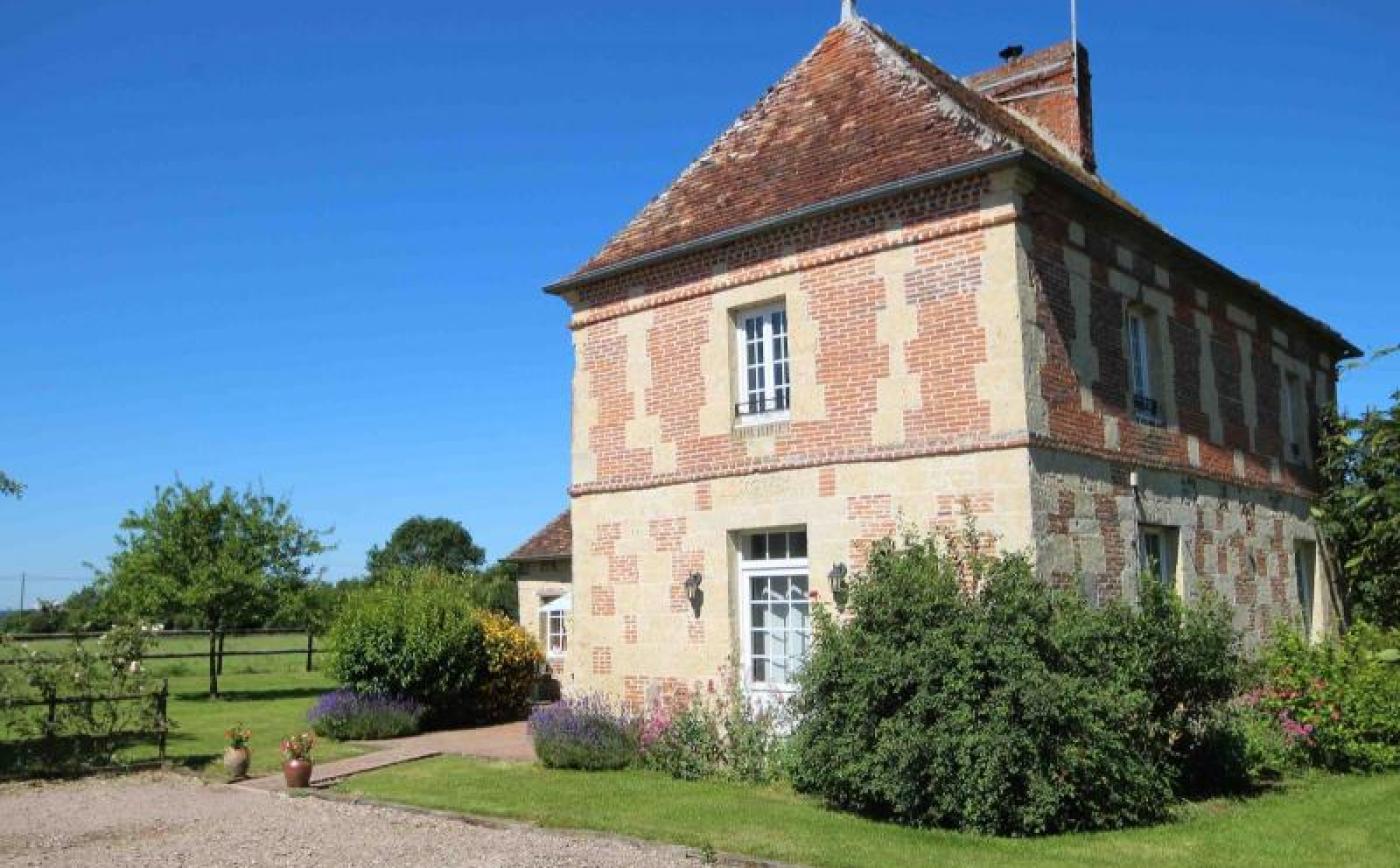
[789,535,1242,836]
[328,571,540,727]
[1254,622,1400,771]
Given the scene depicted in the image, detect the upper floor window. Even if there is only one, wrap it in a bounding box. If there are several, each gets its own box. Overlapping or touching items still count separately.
[735,303,790,424]
[1281,372,1307,464]
[1126,307,1163,426]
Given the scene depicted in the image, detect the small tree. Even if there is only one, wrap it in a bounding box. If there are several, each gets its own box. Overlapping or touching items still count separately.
[366,516,485,582]
[0,471,23,498]
[98,481,329,634]
[1315,389,1400,628]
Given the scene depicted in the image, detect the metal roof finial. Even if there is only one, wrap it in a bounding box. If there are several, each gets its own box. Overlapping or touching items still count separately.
[841,0,858,24]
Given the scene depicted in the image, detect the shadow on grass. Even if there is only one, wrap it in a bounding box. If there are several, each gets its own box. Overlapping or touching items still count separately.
[171,686,327,703]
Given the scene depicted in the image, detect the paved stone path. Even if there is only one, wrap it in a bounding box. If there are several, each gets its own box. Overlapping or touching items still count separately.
[242,720,535,790]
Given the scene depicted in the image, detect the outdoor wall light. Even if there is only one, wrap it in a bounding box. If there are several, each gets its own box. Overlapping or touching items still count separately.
[828,562,850,610]
[684,571,704,614]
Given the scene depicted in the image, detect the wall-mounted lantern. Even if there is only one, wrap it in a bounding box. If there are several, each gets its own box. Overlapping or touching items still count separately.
[685,571,704,616]
[828,562,849,610]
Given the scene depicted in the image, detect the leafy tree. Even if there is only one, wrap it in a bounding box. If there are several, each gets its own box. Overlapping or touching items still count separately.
[366,516,485,582]
[0,471,23,498]
[96,481,330,633]
[1315,388,1400,627]
[374,563,518,620]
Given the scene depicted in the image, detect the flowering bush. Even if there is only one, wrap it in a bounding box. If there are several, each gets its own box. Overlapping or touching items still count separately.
[477,611,545,723]
[641,670,788,784]
[1255,622,1400,771]
[0,626,159,776]
[280,731,315,762]
[225,724,253,750]
[307,690,424,741]
[529,694,639,770]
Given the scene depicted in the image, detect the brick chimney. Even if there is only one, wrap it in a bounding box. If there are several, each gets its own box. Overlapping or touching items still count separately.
[965,41,1096,173]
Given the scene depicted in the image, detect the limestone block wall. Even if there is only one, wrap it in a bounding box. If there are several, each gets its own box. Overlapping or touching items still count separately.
[568,449,1035,705]
[1030,448,1331,644]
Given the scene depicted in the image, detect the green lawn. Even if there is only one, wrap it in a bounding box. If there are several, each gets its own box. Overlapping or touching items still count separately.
[157,670,364,776]
[338,757,1400,868]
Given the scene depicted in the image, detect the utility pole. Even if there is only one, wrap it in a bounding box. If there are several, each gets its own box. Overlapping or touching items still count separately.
[18,572,25,612]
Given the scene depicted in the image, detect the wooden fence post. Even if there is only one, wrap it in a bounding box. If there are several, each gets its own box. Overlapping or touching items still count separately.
[207,630,219,699]
[216,631,226,676]
[156,679,169,763]
[305,630,314,672]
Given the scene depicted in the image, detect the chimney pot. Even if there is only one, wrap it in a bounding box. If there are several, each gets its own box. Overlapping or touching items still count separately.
[999,45,1024,63]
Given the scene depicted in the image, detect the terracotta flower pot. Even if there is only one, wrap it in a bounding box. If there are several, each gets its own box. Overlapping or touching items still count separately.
[223,746,251,780]
[282,758,314,789]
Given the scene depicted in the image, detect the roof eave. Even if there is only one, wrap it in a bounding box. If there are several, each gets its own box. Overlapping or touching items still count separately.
[1017,152,1363,361]
[543,150,1026,296]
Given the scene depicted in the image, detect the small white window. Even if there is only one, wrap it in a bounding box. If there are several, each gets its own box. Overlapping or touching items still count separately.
[1282,372,1307,464]
[1138,525,1178,592]
[538,593,570,658]
[735,303,790,424]
[739,529,810,693]
[1294,541,1317,638]
[1127,309,1161,424]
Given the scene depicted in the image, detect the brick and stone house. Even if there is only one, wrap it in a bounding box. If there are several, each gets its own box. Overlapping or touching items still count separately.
[514,4,1358,708]
[506,510,573,676]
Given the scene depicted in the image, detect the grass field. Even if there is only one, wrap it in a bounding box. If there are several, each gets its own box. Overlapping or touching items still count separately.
[339,757,1400,868]
[2,632,361,777]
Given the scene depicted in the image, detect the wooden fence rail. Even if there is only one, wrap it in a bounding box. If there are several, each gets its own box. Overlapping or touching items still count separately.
[0,630,321,698]
[0,679,169,777]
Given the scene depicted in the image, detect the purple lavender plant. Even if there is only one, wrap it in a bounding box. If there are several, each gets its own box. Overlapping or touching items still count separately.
[308,689,425,741]
[528,694,640,770]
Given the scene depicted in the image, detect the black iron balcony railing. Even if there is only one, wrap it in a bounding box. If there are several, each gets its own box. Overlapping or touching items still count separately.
[735,392,791,419]
[1133,393,1163,426]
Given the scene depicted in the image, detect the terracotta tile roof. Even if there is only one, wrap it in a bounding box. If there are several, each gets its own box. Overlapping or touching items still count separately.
[555,17,1357,358]
[507,510,571,562]
[569,20,1016,278]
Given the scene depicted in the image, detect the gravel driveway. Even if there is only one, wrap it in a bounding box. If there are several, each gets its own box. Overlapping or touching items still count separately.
[0,773,696,867]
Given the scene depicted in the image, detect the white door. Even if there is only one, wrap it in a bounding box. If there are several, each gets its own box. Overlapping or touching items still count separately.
[738,529,811,708]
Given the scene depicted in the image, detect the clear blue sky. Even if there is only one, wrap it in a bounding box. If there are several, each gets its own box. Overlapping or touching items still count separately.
[2,1,1397,603]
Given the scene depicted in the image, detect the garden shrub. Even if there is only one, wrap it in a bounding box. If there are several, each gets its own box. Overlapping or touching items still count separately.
[529,694,639,770]
[641,671,787,784]
[477,611,545,723]
[1254,622,1400,771]
[307,689,425,740]
[789,534,1243,836]
[0,625,160,776]
[328,572,542,727]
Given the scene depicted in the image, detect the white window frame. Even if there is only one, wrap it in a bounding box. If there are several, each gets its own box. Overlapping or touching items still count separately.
[737,529,810,696]
[734,302,791,425]
[1138,524,1179,594]
[1126,308,1163,425]
[1294,540,1318,640]
[537,593,569,659]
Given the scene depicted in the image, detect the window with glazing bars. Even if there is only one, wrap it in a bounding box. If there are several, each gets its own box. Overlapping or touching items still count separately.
[736,304,790,420]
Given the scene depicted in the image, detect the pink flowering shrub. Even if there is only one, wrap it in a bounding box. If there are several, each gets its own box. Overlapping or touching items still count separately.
[1254,622,1400,771]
